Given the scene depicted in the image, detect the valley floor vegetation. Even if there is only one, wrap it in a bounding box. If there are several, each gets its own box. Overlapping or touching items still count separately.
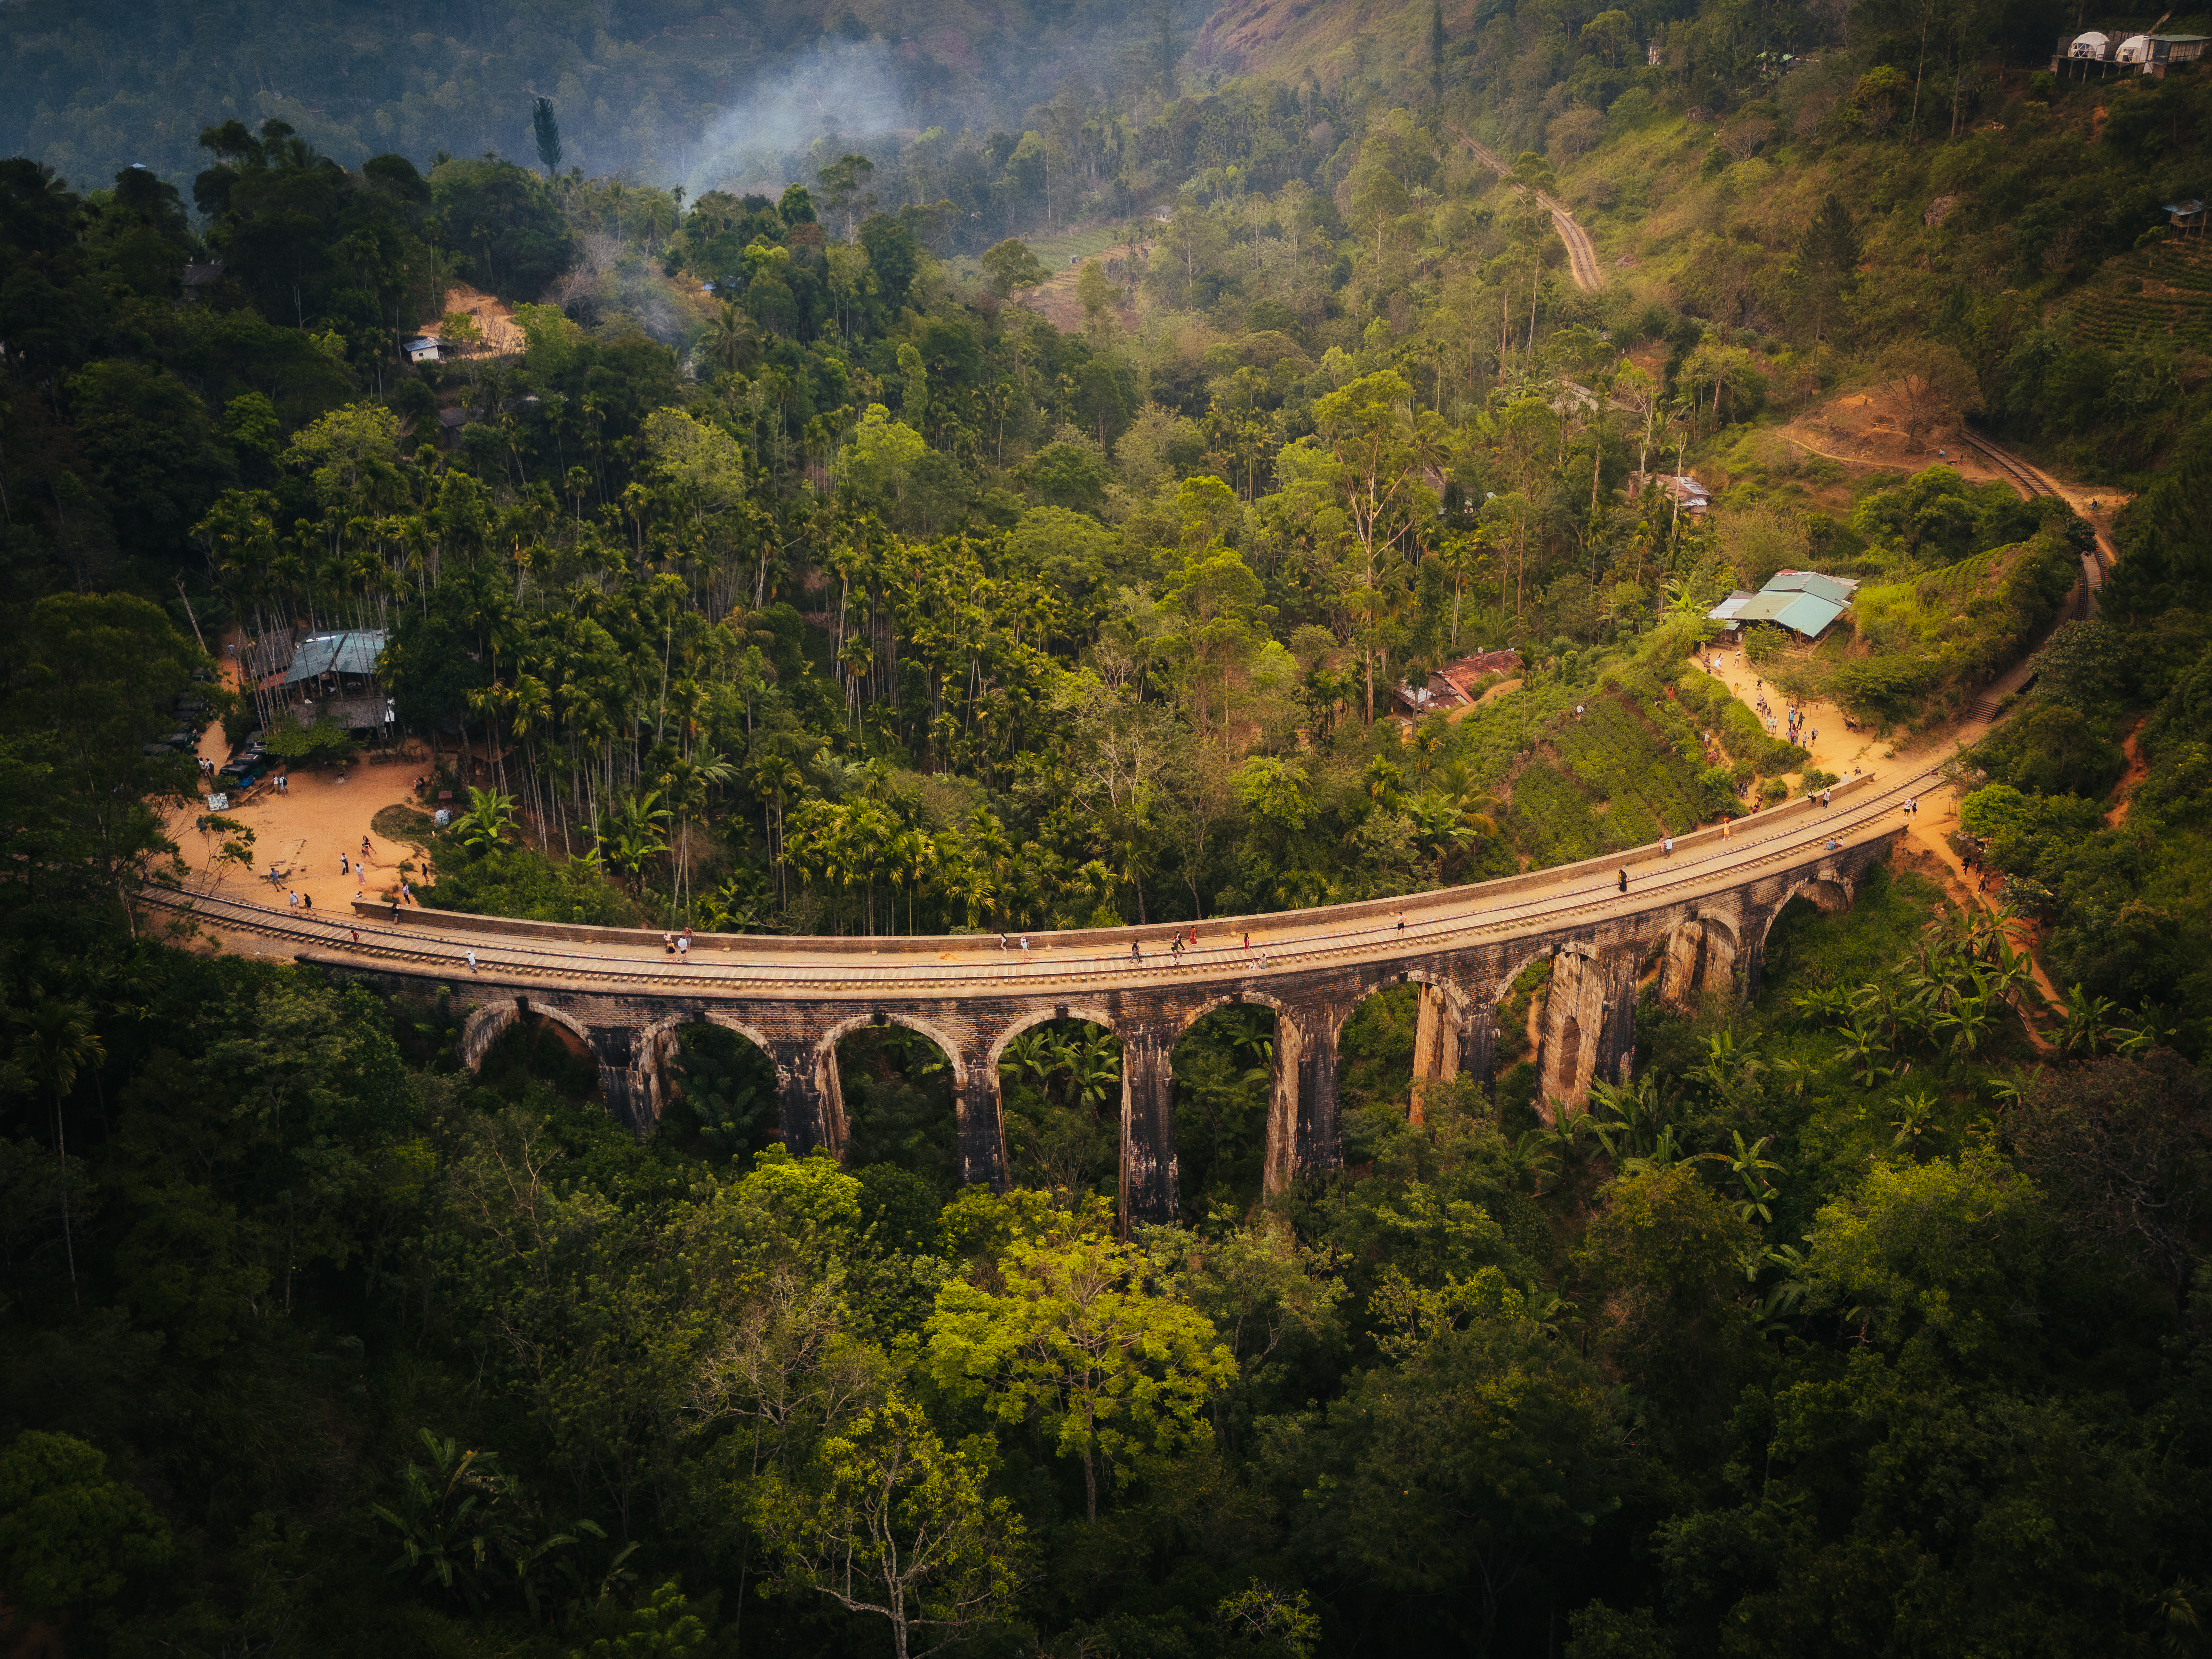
[9,0,2212,1651]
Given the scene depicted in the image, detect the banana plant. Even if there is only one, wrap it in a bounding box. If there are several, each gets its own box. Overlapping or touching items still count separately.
[1719,1131,1786,1225]
[2112,1002,2179,1057]
[2053,983,2120,1058]
[1889,1089,1943,1159]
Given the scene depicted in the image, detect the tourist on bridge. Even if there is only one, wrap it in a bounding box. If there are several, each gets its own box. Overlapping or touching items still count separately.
[1617,868,1628,893]
[1129,940,1142,965]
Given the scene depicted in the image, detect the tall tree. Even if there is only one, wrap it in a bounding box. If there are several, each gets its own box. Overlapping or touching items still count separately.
[925,1228,1235,1522]
[1787,193,1861,369]
[531,98,562,180]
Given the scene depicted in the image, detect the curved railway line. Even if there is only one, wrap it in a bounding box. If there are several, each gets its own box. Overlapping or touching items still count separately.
[142,758,1945,999]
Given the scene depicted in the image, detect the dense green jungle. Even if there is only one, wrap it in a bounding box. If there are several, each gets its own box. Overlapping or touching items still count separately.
[8,0,2212,1652]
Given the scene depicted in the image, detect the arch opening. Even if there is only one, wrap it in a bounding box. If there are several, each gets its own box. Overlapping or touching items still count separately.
[831,1019,963,1200]
[996,1016,1122,1203]
[1489,956,1557,1132]
[1758,876,1861,980]
[657,1020,781,1164]
[1170,1005,1279,1226]
[464,999,602,1104]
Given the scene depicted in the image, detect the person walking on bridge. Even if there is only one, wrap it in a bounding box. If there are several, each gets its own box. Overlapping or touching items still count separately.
[1617,868,1628,893]
[1129,940,1142,966]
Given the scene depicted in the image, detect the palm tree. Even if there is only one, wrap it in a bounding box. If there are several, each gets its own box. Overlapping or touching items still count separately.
[704,301,760,380]
[1112,826,1155,924]
[1068,1032,1122,1112]
[749,754,805,905]
[885,828,934,936]
[11,995,104,1304]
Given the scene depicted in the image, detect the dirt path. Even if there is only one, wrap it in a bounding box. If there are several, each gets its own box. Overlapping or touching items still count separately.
[180,636,438,921]
[2105,723,2148,827]
[1692,647,2065,1036]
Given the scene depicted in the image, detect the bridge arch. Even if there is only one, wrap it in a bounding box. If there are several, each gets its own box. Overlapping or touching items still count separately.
[816,1011,970,1092]
[626,1009,786,1141]
[460,996,596,1074]
[1759,874,1854,953]
[986,1004,1124,1075]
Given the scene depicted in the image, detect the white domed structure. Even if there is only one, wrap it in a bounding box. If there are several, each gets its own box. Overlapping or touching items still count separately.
[2117,33,2153,62]
[2070,30,2110,57]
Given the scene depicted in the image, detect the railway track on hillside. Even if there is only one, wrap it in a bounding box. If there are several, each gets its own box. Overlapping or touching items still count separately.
[1957,427,2111,711]
[1451,129,1604,294]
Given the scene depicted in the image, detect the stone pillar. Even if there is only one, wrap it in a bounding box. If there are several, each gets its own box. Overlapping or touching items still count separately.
[1535,949,1598,1113]
[1659,919,1741,1006]
[1741,915,1770,999]
[1594,958,1637,1090]
[459,999,521,1073]
[585,1026,645,1133]
[1459,998,1498,1093]
[956,1052,1009,1192]
[1265,1006,1343,1192]
[1296,1014,1342,1179]
[1117,1024,1180,1229]
[1410,982,1458,1125]
[776,1039,846,1158]
[1265,1011,1303,1195]
[1535,948,1636,1115]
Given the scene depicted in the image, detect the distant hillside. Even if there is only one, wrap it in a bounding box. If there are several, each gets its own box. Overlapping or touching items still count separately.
[1200,0,1480,87]
[0,0,1181,198]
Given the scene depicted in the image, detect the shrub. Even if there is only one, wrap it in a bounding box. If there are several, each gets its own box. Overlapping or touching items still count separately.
[1673,671,1810,773]
[421,844,644,926]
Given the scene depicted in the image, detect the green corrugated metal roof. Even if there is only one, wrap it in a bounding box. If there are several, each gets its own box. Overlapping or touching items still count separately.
[283,631,386,684]
[1771,593,1845,636]
[1765,570,1854,605]
[1730,593,1798,624]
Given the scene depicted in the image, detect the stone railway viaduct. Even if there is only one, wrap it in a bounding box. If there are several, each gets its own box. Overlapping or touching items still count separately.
[158,769,1920,1225]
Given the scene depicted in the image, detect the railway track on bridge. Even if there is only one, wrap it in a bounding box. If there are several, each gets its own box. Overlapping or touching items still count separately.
[142,760,1944,998]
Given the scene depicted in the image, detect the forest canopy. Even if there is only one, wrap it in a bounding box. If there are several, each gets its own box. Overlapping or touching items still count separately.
[9,0,2212,1652]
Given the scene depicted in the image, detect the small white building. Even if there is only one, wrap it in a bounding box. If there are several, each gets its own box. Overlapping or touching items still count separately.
[404,336,442,365]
